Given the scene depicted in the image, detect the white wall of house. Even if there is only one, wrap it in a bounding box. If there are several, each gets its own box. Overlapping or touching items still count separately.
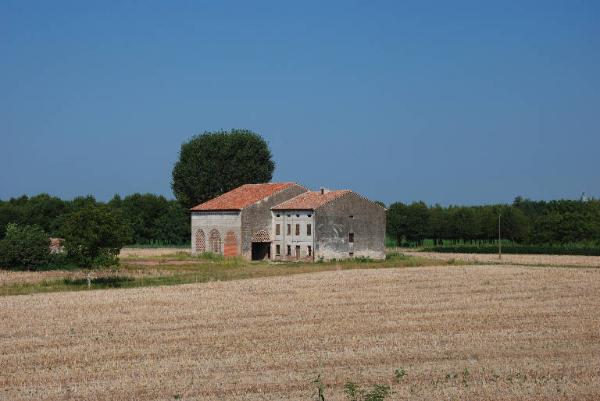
[191,212,241,255]
[271,210,315,260]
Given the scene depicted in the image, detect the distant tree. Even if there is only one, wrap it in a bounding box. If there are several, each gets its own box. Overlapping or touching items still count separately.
[60,206,132,267]
[22,194,68,236]
[154,201,190,245]
[386,202,407,245]
[172,129,275,209]
[0,202,25,240]
[374,200,386,209]
[405,202,430,245]
[119,193,171,244]
[499,206,529,243]
[0,223,50,269]
[428,205,447,245]
[107,194,123,209]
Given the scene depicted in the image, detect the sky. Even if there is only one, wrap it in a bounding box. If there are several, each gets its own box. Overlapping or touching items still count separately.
[1,1,599,206]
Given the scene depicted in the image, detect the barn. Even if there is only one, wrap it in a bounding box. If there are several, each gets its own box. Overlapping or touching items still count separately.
[190,183,385,261]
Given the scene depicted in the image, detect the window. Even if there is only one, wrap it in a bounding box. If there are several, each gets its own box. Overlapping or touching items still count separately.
[307,245,312,256]
[308,214,312,217]
[276,244,281,255]
[307,224,312,236]
[296,214,300,218]
[349,232,354,243]
[349,252,354,257]
[287,224,291,235]
[349,215,354,219]
[295,224,300,236]
[276,224,281,235]
[276,214,280,218]
[287,245,291,256]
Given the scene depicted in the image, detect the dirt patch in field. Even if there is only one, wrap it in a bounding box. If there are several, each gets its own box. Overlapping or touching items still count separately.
[402,250,600,267]
[1,265,599,400]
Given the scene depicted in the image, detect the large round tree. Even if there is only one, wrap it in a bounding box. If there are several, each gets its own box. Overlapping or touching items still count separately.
[172,129,275,209]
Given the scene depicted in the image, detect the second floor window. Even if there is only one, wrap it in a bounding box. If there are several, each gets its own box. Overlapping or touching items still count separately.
[276,224,281,235]
[287,224,291,235]
[349,232,354,243]
[295,224,300,236]
[307,224,312,236]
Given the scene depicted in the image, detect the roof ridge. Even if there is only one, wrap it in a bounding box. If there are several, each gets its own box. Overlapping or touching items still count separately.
[190,182,303,211]
[271,189,352,211]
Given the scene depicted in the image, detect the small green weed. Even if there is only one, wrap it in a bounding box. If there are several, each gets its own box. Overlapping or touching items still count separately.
[344,382,390,401]
[394,368,406,383]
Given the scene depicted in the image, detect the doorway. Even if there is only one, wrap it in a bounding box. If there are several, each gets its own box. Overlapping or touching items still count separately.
[251,242,271,260]
[295,245,300,259]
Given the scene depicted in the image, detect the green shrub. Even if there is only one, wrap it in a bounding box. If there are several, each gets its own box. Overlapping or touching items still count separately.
[0,223,50,269]
[61,206,132,267]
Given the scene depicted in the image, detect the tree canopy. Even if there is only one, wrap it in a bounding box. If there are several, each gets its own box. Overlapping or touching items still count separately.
[60,205,133,267]
[385,197,600,246]
[171,129,275,209]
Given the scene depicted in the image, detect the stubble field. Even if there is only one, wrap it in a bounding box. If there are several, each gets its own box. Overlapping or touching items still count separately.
[401,250,600,268]
[1,264,600,400]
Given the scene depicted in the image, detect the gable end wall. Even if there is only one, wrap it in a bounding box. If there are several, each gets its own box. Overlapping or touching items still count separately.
[314,193,385,260]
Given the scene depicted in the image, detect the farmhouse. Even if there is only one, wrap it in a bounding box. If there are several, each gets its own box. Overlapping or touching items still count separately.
[190,183,385,261]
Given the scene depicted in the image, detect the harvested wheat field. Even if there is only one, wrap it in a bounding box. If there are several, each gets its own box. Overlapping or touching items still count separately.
[1,265,600,400]
[402,250,600,268]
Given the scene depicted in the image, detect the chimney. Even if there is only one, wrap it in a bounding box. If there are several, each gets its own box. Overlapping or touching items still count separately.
[320,187,325,195]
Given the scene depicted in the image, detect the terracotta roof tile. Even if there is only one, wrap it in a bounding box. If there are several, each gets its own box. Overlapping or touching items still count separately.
[190,183,300,211]
[272,190,351,210]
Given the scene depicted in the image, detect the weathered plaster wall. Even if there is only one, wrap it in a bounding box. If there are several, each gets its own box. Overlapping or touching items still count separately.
[191,212,241,255]
[240,185,307,259]
[314,193,385,260]
[271,210,315,261]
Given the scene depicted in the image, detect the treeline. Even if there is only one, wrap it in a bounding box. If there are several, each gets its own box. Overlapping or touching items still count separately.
[0,193,190,245]
[386,196,600,246]
[3,193,599,249]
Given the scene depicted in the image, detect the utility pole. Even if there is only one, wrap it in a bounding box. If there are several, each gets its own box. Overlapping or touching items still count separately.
[498,212,502,260]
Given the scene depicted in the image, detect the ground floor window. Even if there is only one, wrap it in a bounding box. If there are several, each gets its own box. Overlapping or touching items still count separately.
[287,245,291,256]
[307,245,312,256]
[276,244,281,255]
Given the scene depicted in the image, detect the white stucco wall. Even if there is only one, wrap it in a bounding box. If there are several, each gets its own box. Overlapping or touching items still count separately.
[191,212,241,255]
[271,210,315,260]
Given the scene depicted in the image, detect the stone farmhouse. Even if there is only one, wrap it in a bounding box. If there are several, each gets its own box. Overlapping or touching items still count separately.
[190,182,385,261]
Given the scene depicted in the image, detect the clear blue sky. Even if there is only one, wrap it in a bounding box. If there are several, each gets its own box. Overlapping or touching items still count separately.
[1,1,598,206]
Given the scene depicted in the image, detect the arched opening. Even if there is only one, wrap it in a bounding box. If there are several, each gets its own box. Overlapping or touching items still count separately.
[195,229,205,253]
[209,229,222,254]
[251,229,271,260]
[224,231,238,257]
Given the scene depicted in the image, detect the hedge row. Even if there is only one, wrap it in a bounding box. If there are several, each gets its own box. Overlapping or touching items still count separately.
[421,244,600,256]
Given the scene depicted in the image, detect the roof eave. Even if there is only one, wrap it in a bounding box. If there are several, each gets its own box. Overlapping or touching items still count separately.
[271,207,316,211]
[190,208,242,213]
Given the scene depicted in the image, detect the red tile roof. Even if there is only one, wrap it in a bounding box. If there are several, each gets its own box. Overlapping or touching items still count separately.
[191,183,301,211]
[272,190,351,210]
